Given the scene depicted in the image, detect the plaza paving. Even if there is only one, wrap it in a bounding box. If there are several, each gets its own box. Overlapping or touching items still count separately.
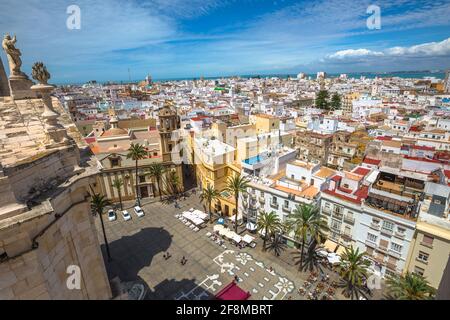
[95,192,356,300]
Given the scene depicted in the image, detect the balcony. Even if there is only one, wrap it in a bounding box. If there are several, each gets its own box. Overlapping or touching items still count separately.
[332,211,343,219]
[282,206,291,213]
[341,233,352,241]
[370,222,380,231]
[380,228,393,237]
[270,202,279,210]
[322,207,331,215]
[388,250,401,259]
[259,197,265,204]
[343,215,355,224]
[250,193,257,200]
[365,240,377,248]
[394,231,405,240]
[377,246,388,254]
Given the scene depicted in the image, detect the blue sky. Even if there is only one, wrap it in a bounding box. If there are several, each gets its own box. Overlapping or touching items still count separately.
[1,0,449,83]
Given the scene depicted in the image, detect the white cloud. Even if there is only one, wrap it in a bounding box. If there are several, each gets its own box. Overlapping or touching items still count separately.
[327,49,384,60]
[326,37,450,62]
[386,38,450,56]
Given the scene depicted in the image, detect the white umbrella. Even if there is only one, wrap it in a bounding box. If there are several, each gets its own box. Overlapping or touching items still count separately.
[219,228,228,236]
[225,230,237,239]
[232,234,242,243]
[246,222,257,231]
[214,224,224,232]
[242,234,255,244]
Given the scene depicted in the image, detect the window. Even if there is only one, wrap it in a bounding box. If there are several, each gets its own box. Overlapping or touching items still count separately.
[417,251,429,263]
[422,234,434,247]
[111,159,119,167]
[367,233,377,243]
[260,191,265,197]
[284,200,289,208]
[397,227,405,234]
[382,220,394,232]
[272,197,278,205]
[331,219,341,231]
[343,183,349,189]
[414,266,425,276]
[434,199,442,205]
[344,225,351,236]
[390,242,402,253]
[153,152,158,156]
[291,174,295,179]
[372,218,380,225]
[139,176,146,183]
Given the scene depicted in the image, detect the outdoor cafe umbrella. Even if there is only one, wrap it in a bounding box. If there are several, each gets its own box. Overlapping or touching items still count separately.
[214,224,224,232]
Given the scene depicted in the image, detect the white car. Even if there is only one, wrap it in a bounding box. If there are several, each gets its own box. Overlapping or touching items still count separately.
[107,209,116,222]
[134,206,144,218]
[122,210,131,221]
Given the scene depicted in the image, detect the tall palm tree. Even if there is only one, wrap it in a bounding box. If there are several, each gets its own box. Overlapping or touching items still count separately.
[224,174,250,233]
[256,210,282,251]
[90,192,112,261]
[199,185,220,222]
[126,143,147,206]
[168,170,180,197]
[266,233,287,257]
[338,246,370,300]
[300,238,325,274]
[385,272,436,300]
[287,203,328,271]
[112,178,124,210]
[148,163,166,200]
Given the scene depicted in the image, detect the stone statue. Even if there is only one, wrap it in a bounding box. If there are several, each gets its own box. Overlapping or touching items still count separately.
[31,62,50,85]
[2,34,25,77]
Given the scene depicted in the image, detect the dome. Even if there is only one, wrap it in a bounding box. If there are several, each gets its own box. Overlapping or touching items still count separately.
[100,127,128,137]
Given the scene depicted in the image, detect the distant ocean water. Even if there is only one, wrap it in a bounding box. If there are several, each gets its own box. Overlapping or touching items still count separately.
[57,71,446,86]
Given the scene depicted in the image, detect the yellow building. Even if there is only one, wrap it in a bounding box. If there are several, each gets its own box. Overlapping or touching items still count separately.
[342,92,360,116]
[405,220,450,289]
[192,135,241,216]
[251,114,280,134]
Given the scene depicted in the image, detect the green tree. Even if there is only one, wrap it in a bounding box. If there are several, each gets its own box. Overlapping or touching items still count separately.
[256,211,282,251]
[167,170,180,197]
[385,272,436,300]
[224,174,250,233]
[287,203,328,271]
[148,163,166,200]
[112,178,124,211]
[199,185,220,222]
[338,246,370,300]
[90,192,112,261]
[126,143,147,206]
[315,90,329,109]
[331,93,342,110]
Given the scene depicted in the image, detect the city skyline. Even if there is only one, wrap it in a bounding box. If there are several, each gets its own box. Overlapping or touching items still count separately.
[0,0,450,83]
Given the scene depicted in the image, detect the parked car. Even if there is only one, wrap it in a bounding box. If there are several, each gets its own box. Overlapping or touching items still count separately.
[122,210,131,221]
[108,209,116,222]
[134,206,144,218]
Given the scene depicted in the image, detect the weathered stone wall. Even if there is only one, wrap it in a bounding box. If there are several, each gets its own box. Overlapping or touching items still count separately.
[0,183,111,299]
[0,57,9,97]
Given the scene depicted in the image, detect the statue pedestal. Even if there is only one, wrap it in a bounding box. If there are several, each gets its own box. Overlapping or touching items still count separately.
[9,75,36,100]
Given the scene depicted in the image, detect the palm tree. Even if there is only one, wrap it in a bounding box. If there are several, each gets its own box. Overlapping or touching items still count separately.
[256,210,282,251]
[90,192,112,261]
[199,185,220,223]
[224,174,250,233]
[266,233,287,257]
[168,170,180,197]
[385,272,436,300]
[286,203,328,271]
[126,143,147,206]
[338,246,370,300]
[300,238,325,273]
[148,163,166,200]
[112,178,124,210]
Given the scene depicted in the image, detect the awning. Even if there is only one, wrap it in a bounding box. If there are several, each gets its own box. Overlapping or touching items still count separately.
[327,252,341,265]
[336,245,347,256]
[316,249,328,258]
[323,240,339,253]
[232,234,242,243]
[215,281,251,300]
[246,222,257,231]
[242,234,255,244]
